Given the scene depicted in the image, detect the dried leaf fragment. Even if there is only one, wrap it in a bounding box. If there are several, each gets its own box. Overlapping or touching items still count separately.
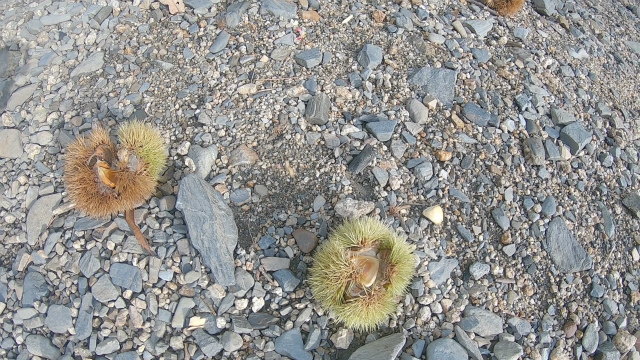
[159,0,185,14]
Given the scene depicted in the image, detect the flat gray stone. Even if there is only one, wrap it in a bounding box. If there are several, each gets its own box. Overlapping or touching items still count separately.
[185,0,213,10]
[229,267,254,297]
[176,174,238,286]
[275,328,312,360]
[348,145,375,174]
[74,217,109,231]
[0,129,23,158]
[334,198,375,218]
[463,102,491,127]
[426,338,468,360]
[92,275,119,303]
[261,257,291,271]
[455,326,483,360]
[493,340,523,360]
[406,98,429,124]
[464,19,493,37]
[546,217,592,273]
[560,122,592,155]
[491,207,510,231]
[172,297,196,328]
[457,224,474,242]
[349,333,406,360]
[78,250,100,278]
[427,258,458,286]
[248,313,279,330]
[459,306,504,336]
[231,315,253,333]
[188,144,218,179]
[109,263,143,292]
[93,5,113,24]
[70,52,104,77]
[544,139,562,160]
[471,48,491,63]
[533,0,557,16]
[622,192,640,218]
[114,352,140,360]
[96,338,120,355]
[507,317,533,336]
[193,329,223,356]
[230,188,251,205]
[40,14,71,25]
[209,31,231,54]
[305,92,330,125]
[7,84,37,111]
[469,262,489,280]
[408,67,456,107]
[221,331,243,352]
[76,293,93,341]
[414,162,433,181]
[582,322,599,354]
[272,269,300,292]
[550,107,576,125]
[225,1,250,28]
[365,120,397,141]
[597,342,621,360]
[541,196,557,217]
[261,0,298,19]
[295,48,322,68]
[358,44,383,69]
[626,41,640,55]
[22,271,49,307]
[25,335,61,360]
[524,137,546,165]
[45,304,72,333]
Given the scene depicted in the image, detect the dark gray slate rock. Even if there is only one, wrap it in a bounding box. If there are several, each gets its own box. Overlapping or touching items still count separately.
[357,44,383,69]
[275,328,312,360]
[272,269,300,292]
[248,312,279,330]
[414,162,433,181]
[365,120,397,141]
[109,263,143,292]
[507,317,533,336]
[188,144,218,179]
[427,258,458,286]
[45,304,72,333]
[550,107,576,125]
[560,122,592,155]
[26,194,62,245]
[172,297,196,328]
[76,293,93,341]
[348,144,375,174]
[74,217,109,231]
[96,337,120,355]
[524,137,545,165]
[406,98,429,124]
[261,0,298,19]
[225,1,250,28]
[70,52,104,77]
[408,67,456,107]
[622,192,640,218]
[209,31,230,54]
[25,335,61,360]
[22,271,49,307]
[94,5,113,24]
[546,217,592,273]
[541,196,557,217]
[79,250,100,278]
[0,129,23,158]
[533,0,557,16]
[426,338,468,360]
[464,19,493,37]
[295,48,322,68]
[193,329,223,357]
[176,174,238,286]
[544,139,562,160]
[491,207,510,231]
[463,103,491,126]
[459,306,504,336]
[229,268,254,297]
[305,92,330,125]
[92,275,119,303]
[349,333,406,360]
[493,340,523,360]
[455,326,483,360]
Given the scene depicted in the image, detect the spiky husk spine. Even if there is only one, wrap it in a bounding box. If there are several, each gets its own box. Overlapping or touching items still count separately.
[309,217,416,332]
[64,122,167,218]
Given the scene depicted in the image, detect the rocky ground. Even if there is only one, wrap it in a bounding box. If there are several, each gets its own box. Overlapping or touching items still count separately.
[0,0,639,359]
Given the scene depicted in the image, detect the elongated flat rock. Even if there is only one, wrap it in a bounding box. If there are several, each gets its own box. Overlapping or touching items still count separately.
[176,174,238,286]
[546,217,592,273]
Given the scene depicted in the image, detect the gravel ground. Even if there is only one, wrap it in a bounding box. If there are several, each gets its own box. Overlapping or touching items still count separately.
[0,0,639,359]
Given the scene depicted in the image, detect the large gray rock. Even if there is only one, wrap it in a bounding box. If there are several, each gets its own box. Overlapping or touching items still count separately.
[305,92,330,125]
[0,129,23,158]
[172,297,196,328]
[582,322,599,354]
[560,122,592,155]
[464,19,493,37]
[176,174,238,286]
[550,107,576,125]
[546,217,592,273]
[92,275,119,303]
[406,98,429,124]
[426,338,468,360]
[295,48,322,69]
[109,263,143,292]
[45,304,72,333]
[22,271,49,307]
[193,329,223,356]
[365,120,398,141]
[358,44,383,69]
[349,333,406,360]
[533,0,557,16]
[622,192,640,218]
[25,335,61,360]
[75,293,94,341]
[493,340,523,360]
[459,306,504,336]
[275,328,312,360]
[261,0,298,19]
[427,258,458,286]
[225,1,250,28]
[209,31,230,54]
[455,326,483,360]
[188,144,218,179]
[408,67,457,107]
[26,194,62,245]
[7,84,37,111]
[70,52,104,77]
[463,102,491,126]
